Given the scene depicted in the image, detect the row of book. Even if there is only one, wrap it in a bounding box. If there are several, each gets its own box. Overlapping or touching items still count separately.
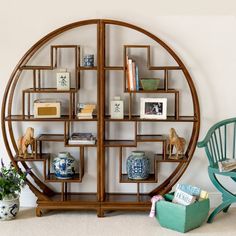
[68,132,96,145]
[172,183,208,206]
[77,103,96,119]
[126,56,139,91]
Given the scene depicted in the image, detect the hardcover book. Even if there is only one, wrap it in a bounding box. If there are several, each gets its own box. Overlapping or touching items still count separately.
[218,159,236,172]
[77,103,96,119]
[172,189,196,206]
[176,183,208,199]
[68,133,96,145]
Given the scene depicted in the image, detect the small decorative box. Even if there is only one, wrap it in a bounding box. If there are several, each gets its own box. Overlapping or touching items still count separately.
[110,96,124,119]
[56,69,70,90]
[34,99,61,118]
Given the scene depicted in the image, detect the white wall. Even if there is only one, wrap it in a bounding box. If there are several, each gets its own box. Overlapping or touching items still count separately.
[1,0,236,207]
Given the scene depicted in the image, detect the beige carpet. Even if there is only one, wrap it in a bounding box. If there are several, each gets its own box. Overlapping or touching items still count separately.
[0,208,236,236]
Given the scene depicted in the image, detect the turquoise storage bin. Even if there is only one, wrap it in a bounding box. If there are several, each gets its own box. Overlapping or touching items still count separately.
[155,193,210,233]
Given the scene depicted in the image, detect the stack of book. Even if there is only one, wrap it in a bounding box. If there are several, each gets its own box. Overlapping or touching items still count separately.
[126,56,139,91]
[218,159,236,172]
[68,132,96,145]
[77,103,96,119]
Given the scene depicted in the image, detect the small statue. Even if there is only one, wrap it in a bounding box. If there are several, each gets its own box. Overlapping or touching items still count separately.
[167,128,186,159]
[17,127,35,158]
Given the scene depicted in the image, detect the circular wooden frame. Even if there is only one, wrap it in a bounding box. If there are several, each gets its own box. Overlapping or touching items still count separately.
[1,19,200,213]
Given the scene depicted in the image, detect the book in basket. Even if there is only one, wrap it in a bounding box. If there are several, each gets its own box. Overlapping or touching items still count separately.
[172,189,196,206]
[218,159,236,172]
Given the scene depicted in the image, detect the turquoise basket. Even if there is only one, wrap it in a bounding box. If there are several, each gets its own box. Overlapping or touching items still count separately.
[156,193,210,233]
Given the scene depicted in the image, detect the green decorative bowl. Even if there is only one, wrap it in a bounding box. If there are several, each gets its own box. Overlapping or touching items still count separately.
[140,78,160,90]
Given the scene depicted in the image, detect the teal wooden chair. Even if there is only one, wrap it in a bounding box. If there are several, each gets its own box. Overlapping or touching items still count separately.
[197,117,236,223]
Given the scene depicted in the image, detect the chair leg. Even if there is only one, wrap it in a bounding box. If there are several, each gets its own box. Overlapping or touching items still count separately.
[223,204,231,213]
[207,201,231,223]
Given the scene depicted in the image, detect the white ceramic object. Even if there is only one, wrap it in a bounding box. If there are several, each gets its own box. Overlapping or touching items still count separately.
[0,196,20,220]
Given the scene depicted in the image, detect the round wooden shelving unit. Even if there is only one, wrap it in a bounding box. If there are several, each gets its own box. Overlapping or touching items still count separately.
[1,19,200,216]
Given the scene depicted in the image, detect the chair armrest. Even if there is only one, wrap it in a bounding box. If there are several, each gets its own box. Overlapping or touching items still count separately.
[197,140,207,148]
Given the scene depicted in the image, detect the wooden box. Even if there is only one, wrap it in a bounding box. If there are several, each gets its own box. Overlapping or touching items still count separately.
[34,99,61,118]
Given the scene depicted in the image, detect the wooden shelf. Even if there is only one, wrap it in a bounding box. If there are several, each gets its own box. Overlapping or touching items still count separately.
[155,154,188,162]
[120,174,157,183]
[20,65,53,70]
[45,193,98,202]
[149,66,182,70]
[65,142,97,147]
[104,193,151,203]
[5,115,98,122]
[37,134,65,142]
[37,133,98,146]
[23,88,77,93]
[105,115,197,122]
[14,153,50,162]
[104,140,136,147]
[124,89,179,94]
[104,66,124,70]
[78,66,97,70]
[137,135,167,142]
[45,173,82,182]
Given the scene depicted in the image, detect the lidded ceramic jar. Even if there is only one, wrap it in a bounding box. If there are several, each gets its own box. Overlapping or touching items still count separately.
[126,151,150,180]
[53,152,75,179]
[83,54,94,67]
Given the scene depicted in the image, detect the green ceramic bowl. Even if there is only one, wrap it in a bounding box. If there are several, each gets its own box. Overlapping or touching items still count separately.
[140,78,160,90]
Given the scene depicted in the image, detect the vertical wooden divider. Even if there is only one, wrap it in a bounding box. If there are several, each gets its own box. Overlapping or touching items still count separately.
[75,46,78,90]
[80,146,84,179]
[65,183,68,200]
[38,70,41,89]
[137,183,140,201]
[22,91,25,116]
[119,147,122,182]
[164,69,168,90]
[97,20,106,202]
[61,182,65,201]
[129,93,132,119]
[77,47,80,90]
[33,70,36,90]
[175,91,179,120]
[27,93,30,116]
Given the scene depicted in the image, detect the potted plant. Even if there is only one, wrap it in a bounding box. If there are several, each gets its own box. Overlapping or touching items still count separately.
[0,159,28,220]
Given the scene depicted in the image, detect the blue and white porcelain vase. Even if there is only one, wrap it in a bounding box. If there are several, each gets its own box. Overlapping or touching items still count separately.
[126,151,150,180]
[0,196,20,220]
[53,152,75,179]
[83,54,94,67]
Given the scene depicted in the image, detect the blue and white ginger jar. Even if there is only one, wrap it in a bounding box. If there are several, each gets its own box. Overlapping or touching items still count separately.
[0,196,20,220]
[53,152,75,179]
[126,151,150,180]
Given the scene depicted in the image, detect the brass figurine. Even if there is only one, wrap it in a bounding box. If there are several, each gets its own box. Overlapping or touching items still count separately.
[167,128,186,159]
[17,127,35,158]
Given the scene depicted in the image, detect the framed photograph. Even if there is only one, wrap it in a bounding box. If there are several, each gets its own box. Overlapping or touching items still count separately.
[140,98,167,119]
[56,70,70,90]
